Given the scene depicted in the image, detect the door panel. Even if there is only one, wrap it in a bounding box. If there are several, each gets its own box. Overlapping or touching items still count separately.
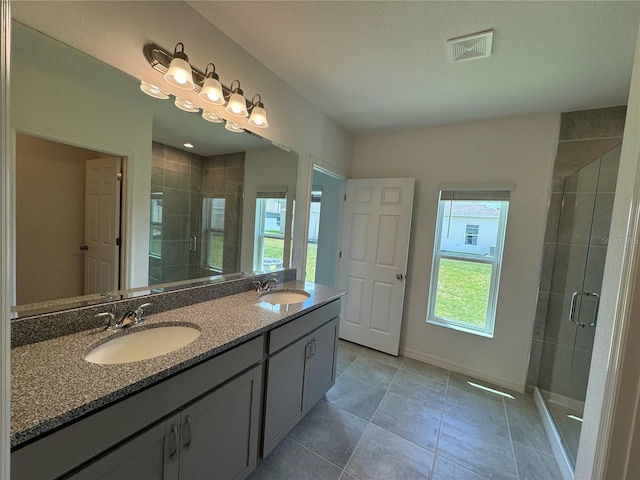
[84,157,121,294]
[338,178,415,355]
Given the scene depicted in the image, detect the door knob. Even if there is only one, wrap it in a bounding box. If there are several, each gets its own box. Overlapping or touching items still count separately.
[79,245,88,251]
[396,273,404,280]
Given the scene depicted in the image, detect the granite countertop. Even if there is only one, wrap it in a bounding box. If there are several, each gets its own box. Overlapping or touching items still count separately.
[11,281,344,448]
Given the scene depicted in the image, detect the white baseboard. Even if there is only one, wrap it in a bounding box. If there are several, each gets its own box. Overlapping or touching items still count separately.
[400,346,525,393]
[534,387,574,480]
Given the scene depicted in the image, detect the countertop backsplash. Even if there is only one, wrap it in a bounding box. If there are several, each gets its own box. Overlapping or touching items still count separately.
[11,269,297,348]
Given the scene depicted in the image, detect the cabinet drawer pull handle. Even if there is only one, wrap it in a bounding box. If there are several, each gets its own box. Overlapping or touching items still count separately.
[183,415,192,450]
[169,424,179,460]
[310,340,317,356]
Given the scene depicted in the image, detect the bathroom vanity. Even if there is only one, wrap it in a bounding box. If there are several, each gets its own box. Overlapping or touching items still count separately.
[10,279,344,479]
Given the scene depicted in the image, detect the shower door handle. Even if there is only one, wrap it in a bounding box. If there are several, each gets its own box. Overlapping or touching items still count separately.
[569,291,581,326]
[585,291,600,327]
[189,236,197,252]
[569,291,600,327]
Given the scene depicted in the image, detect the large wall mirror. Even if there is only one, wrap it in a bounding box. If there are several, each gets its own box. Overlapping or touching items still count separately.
[11,22,298,315]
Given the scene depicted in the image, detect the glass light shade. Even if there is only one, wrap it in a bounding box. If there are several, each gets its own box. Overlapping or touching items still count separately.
[225,120,244,133]
[140,81,170,99]
[198,77,225,105]
[164,57,195,90]
[174,97,200,113]
[248,105,268,128]
[225,92,248,117]
[202,110,223,123]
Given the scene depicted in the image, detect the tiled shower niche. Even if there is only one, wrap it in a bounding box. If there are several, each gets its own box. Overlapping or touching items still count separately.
[149,142,244,285]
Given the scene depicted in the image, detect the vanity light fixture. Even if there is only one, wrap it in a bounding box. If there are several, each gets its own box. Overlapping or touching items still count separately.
[143,42,269,129]
[199,63,225,105]
[140,81,170,99]
[248,94,268,128]
[225,120,244,133]
[163,43,195,90]
[225,80,248,117]
[202,110,224,123]
[174,97,200,113]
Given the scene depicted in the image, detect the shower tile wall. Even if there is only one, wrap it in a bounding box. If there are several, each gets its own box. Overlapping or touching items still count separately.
[526,106,626,392]
[150,143,245,285]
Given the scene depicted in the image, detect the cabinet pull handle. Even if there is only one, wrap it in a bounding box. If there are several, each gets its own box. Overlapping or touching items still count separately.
[310,340,317,356]
[183,415,192,450]
[169,424,179,460]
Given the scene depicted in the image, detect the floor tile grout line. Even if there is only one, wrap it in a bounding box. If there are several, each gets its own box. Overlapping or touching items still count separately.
[338,353,407,479]
[504,396,521,480]
[284,435,350,474]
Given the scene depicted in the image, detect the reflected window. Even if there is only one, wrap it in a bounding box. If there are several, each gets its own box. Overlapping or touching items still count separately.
[203,197,225,272]
[149,193,163,258]
[255,191,287,272]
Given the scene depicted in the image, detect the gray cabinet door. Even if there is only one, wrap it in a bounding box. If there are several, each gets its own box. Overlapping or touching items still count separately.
[305,318,339,409]
[180,367,262,480]
[68,413,181,480]
[262,335,308,456]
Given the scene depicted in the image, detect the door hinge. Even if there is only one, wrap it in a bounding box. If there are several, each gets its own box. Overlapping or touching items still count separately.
[344,194,347,201]
[339,251,342,259]
[116,237,121,246]
[116,172,123,181]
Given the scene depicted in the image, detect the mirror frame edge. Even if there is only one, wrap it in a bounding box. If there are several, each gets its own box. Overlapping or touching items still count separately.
[1,0,12,475]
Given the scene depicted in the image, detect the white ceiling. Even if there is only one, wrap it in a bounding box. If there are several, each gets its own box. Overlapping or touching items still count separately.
[189,1,640,135]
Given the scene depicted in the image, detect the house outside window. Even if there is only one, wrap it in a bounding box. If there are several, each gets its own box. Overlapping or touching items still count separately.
[427,189,510,337]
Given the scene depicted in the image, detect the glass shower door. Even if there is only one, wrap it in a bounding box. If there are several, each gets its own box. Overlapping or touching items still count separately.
[538,144,621,467]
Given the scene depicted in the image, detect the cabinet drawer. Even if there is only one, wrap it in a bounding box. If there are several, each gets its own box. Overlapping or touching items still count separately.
[268,300,341,355]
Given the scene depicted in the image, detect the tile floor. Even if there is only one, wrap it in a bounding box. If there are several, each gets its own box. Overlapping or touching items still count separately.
[248,340,563,480]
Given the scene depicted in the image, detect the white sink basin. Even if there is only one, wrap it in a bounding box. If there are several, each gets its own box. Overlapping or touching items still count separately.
[85,325,201,365]
[260,290,310,305]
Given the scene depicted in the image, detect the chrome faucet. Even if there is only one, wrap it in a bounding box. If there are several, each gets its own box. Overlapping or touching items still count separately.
[253,277,278,292]
[121,302,152,327]
[96,302,152,331]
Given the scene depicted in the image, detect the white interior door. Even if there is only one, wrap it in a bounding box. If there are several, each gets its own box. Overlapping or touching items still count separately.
[84,157,121,294]
[337,178,415,355]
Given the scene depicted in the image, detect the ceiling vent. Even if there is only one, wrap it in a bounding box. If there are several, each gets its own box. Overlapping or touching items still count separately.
[447,29,494,64]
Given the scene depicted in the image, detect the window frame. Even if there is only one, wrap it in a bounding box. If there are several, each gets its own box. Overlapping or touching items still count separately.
[427,193,509,337]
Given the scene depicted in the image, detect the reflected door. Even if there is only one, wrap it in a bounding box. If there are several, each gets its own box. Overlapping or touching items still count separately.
[538,144,621,466]
[84,157,122,294]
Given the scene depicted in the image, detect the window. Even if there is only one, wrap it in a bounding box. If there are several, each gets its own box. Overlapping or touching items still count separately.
[202,197,225,272]
[427,189,510,337]
[464,224,479,245]
[306,187,322,282]
[254,191,287,272]
[149,193,163,258]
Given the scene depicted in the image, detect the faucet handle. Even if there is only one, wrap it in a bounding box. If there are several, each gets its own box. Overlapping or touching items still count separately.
[132,302,152,324]
[96,312,118,330]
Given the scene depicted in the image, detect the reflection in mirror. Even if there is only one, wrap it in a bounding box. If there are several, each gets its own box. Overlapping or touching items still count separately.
[11,21,298,315]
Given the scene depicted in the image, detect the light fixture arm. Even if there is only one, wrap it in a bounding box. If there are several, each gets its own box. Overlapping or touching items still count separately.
[204,63,219,80]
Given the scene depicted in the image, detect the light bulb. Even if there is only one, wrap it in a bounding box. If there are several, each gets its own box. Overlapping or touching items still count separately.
[163,43,195,90]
